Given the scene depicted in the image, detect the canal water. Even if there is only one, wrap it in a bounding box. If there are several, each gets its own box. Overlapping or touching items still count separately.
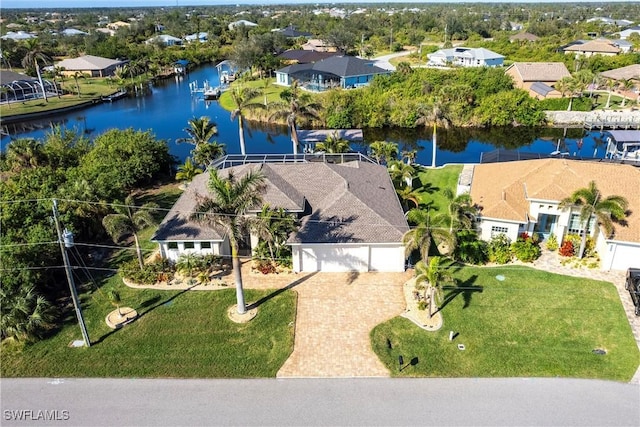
[0,64,609,166]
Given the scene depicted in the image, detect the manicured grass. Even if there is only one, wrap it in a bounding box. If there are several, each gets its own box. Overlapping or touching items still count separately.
[218,78,285,111]
[414,164,463,225]
[371,265,640,381]
[1,284,297,378]
[0,78,117,117]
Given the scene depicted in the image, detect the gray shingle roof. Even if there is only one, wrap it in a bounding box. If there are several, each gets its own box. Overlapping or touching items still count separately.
[530,81,555,96]
[56,55,127,71]
[277,55,390,78]
[153,161,408,245]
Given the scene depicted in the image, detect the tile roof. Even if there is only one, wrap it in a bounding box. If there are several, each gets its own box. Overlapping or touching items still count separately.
[153,161,409,245]
[470,159,640,243]
[507,62,571,82]
[56,55,126,71]
[600,64,640,81]
[509,32,540,42]
[564,40,620,54]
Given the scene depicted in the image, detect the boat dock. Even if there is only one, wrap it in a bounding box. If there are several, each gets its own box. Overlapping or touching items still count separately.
[584,115,640,131]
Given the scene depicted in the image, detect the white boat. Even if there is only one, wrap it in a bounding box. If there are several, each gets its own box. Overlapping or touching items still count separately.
[203,87,220,100]
[605,130,640,162]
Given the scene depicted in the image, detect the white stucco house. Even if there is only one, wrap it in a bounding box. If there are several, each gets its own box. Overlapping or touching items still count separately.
[152,155,409,273]
[427,47,504,67]
[470,158,640,271]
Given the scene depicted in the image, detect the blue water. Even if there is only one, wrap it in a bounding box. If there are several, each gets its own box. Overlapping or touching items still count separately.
[0,64,609,166]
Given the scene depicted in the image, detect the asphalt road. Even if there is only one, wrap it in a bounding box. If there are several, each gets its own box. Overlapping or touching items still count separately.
[2,378,638,426]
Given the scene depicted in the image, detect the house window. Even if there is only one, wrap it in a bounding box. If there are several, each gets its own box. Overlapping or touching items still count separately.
[200,242,211,249]
[184,242,195,249]
[491,226,509,237]
[168,242,178,250]
[568,213,594,235]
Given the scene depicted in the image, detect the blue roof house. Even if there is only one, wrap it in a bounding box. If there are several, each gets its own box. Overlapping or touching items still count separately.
[275,55,391,92]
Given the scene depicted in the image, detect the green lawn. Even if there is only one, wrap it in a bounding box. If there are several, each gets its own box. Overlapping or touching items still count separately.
[414,164,463,223]
[371,265,640,381]
[218,78,284,111]
[1,285,297,378]
[0,78,117,117]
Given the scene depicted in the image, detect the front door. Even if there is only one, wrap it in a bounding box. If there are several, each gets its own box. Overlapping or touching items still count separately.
[536,214,558,239]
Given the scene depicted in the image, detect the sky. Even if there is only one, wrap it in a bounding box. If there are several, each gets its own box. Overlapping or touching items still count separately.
[2,0,633,9]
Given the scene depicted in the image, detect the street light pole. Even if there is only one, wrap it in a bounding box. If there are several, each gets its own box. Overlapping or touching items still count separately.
[52,199,91,347]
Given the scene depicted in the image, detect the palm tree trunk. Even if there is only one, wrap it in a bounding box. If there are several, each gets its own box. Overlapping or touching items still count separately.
[133,233,144,269]
[231,241,246,314]
[35,62,48,103]
[428,285,435,318]
[605,92,612,109]
[578,221,589,259]
[431,123,437,168]
[290,121,300,156]
[238,115,246,156]
[567,96,573,111]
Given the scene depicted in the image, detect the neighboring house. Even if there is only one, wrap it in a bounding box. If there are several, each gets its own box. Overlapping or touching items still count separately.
[619,26,640,39]
[563,40,620,56]
[185,32,208,43]
[152,156,409,273]
[302,39,337,52]
[505,62,571,100]
[600,64,640,83]
[61,28,88,36]
[55,54,128,77]
[427,47,504,67]
[278,49,337,65]
[470,158,640,271]
[0,70,57,102]
[274,25,313,38]
[586,17,634,27]
[611,39,633,53]
[509,32,540,43]
[275,55,391,91]
[107,21,130,30]
[95,28,116,37]
[146,34,183,46]
[228,20,258,31]
[1,31,36,41]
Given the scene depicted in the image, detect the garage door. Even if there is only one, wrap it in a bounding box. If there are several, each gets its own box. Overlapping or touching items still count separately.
[607,243,640,271]
[299,245,369,272]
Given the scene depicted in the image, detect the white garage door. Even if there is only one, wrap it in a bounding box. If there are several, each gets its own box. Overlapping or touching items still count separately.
[607,243,640,271]
[299,245,369,272]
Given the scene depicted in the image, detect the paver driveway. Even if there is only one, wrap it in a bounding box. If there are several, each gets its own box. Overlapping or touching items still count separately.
[242,263,412,378]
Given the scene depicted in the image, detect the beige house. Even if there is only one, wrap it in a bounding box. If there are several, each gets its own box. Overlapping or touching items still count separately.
[505,62,571,99]
[55,55,128,77]
[470,158,640,271]
[509,32,540,43]
[302,39,337,52]
[563,40,620,57]
[107,21,130,30]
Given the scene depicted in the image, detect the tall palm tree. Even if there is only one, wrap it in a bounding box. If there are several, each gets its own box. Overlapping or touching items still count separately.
[102,195,159,269]
[415,100,449,168]
[315,132,351,153]
[369,140,399,165]
[175,157,203,185]
[388,159,415,189]
[177,116,218,147]
[269,80,321,156]
[229,86,263,156]
[192,141,226,168]
[442,188,475,234]
[604,78,617,109]
[4,138,44,171]
[191,169,266,314]
[556,76,577,111]
[21,38,50,103]
[414,256,454,318]
[559,181,628,259]
[618,79,634,108]
[72,71,84,98]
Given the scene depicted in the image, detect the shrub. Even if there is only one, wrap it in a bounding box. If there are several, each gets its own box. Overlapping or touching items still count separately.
[488,234,512,264]
[417,300,428,311]
[253,259,277,275]
[559,240,575,257]
[453,229,488,264]
[546,233,559,251]
[511,237,542,262]
[120,258,174,285]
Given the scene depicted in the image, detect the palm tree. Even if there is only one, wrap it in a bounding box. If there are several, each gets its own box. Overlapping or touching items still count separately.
[403,208,451,263]
[192,141,226,168]
[559,181,628,259]
[369,140,399,165]
[269,80,321,156]
[388,159,415,189]
[442,188,475,234]
[107,289,123,318]
[177,116,218,147]
[191,169,266,314]
[4,138,44,171]
[21,38,51,103]
[415,100,449,168]
[0,284,56,343]
[414,256,454,318]
[556,76,577,111]
[315,132,351,153]
[618,79,634,108]
[401,149,417,165]
[229,86,263,156]
[175,157,203,185]
[72,71,84,98]
[102,195,159,269]
[604,78,617,109]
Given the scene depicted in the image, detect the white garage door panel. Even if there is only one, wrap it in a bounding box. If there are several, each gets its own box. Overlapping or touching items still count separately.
[608,243,640,271]
[300,246,369,272]
[369,246,405,272]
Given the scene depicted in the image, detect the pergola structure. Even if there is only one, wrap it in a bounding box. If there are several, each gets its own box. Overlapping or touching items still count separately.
[0,70,58,102]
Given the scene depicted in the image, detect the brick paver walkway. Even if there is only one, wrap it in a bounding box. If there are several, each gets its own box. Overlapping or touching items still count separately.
[240,262,412,377]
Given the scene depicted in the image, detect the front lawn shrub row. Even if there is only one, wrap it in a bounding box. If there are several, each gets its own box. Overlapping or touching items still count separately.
[120,258,175,285]
[487,232,542,264]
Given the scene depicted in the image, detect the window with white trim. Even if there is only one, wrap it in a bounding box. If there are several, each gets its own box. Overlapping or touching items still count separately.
[200,242,211,249]
[184,242,195,249]
[568,214,595,236]
[490,226,509,237]
[167,242,178,250]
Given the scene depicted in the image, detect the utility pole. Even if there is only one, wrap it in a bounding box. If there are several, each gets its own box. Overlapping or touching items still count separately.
[52,199,91,347]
